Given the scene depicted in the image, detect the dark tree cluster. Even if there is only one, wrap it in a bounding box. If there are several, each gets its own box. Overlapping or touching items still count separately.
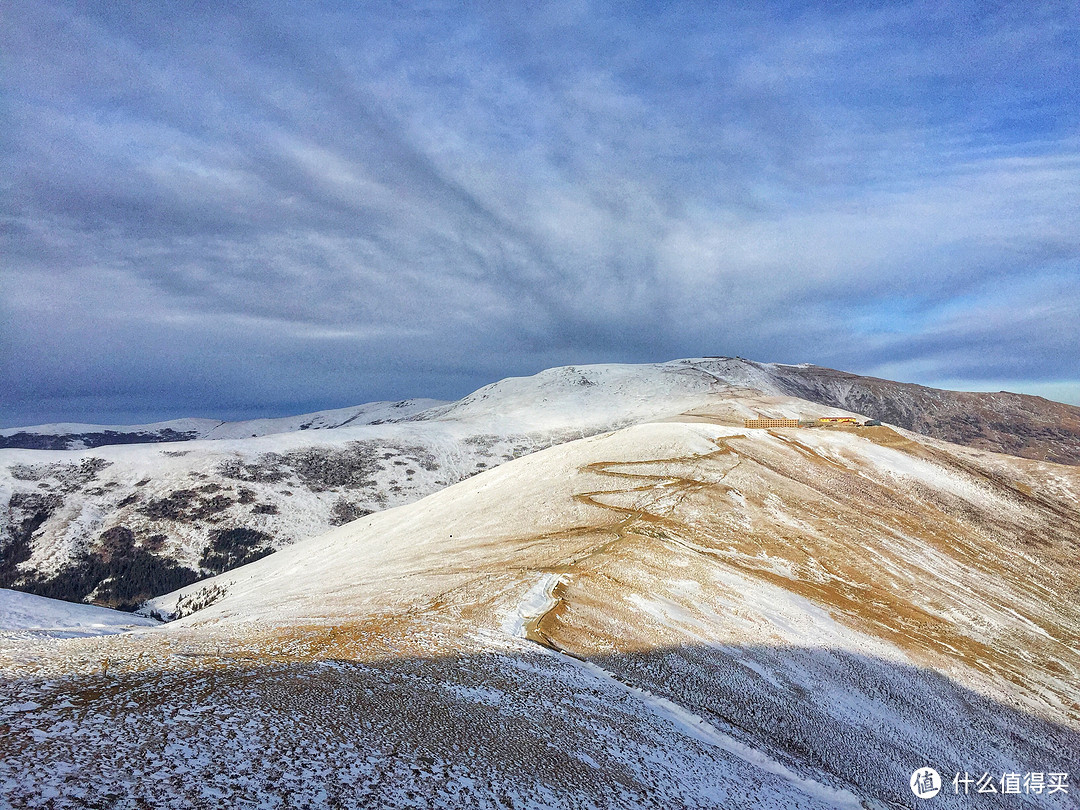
[9,524,200,612]
[199,527,274,576]
[9,458,112,491]
[1,492,65,585]
[329,498,373,526]
[139,488,236,522]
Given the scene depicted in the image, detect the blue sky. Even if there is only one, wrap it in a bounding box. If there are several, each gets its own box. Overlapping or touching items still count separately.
[2,1,1078,425]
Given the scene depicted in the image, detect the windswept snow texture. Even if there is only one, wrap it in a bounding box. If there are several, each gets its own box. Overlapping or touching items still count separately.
[2,411,1078,808]
[0,588,158,638]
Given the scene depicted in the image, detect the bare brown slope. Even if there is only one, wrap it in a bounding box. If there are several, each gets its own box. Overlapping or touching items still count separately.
[759,362,1080,465]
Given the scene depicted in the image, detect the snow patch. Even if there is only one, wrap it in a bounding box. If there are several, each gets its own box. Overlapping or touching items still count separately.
[501,573,564,639]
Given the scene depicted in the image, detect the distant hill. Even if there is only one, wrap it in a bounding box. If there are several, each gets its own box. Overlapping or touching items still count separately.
[0,399,445,450]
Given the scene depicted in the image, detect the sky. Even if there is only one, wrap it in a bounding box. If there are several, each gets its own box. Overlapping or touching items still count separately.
[2,1,1078,426]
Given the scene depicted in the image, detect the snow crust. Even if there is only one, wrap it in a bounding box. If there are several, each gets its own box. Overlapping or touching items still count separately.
[500,572,564,638]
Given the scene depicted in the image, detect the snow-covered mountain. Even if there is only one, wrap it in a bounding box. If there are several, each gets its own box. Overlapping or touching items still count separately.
[2,401,1077,808]
[6,357,1077,462]
[2,358,1078,614]
[0,398,444,450]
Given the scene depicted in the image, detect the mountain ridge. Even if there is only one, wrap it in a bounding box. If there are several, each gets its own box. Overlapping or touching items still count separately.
[0,398,445,450]
[3,357,1078,616]
[6,357,1077,465]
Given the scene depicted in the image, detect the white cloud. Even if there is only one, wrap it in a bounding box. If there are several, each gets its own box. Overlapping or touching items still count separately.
[2,0,1077,422]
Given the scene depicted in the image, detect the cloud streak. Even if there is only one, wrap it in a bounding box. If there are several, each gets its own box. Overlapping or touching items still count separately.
[2,0,1078,424]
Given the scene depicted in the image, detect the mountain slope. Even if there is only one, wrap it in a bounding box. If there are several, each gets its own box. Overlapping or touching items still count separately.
[149,419,1080,724]
[3,357,1078,615]
[750,361,1080,465]
[3,413,1077,808]
[0,361,855,609]
[7,357,1077,463]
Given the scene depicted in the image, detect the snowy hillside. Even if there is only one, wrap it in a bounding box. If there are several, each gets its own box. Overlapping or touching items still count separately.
[0,588,158,638]
[437,356,1080,466]
[3,357,1079,616]
[9,357,1077,461]
[0,359,859,610]
[3,413,1077,808]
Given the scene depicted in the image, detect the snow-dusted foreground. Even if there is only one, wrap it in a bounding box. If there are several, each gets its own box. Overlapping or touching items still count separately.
[3,412,1079,807]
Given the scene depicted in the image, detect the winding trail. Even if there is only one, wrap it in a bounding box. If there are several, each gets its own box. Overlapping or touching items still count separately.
[494,432,873,806]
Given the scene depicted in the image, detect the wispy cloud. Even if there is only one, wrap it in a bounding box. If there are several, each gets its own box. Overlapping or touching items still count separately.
[2,0,1077,424]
